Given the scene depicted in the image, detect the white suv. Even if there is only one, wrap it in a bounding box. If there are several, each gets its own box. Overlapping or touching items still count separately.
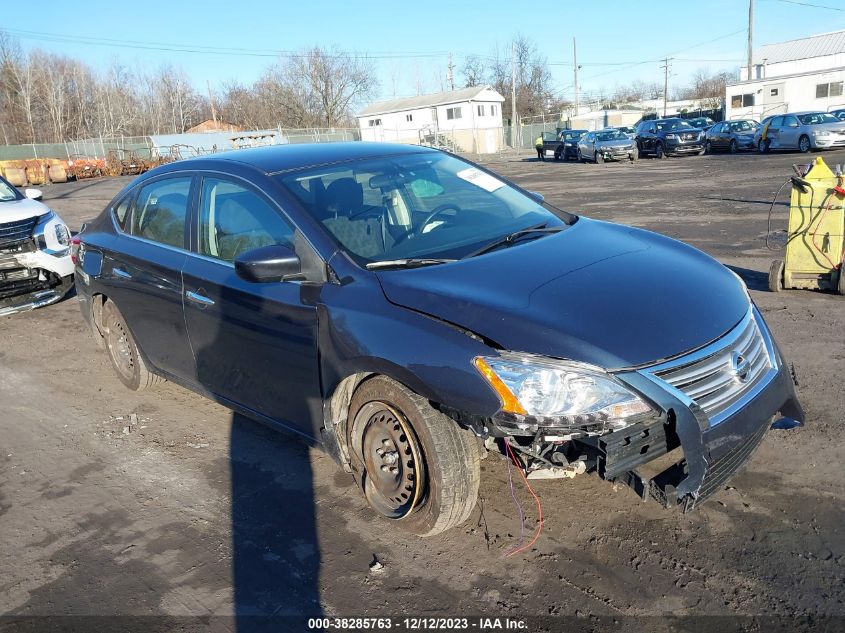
[0,175,74,316]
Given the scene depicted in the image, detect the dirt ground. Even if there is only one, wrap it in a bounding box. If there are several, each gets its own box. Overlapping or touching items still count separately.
[1,148,843,631]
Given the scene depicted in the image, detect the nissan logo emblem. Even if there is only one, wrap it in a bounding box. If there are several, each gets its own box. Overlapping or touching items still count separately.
[732,352,751,383]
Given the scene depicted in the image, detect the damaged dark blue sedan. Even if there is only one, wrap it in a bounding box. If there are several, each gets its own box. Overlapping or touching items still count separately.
[74,143,804,536]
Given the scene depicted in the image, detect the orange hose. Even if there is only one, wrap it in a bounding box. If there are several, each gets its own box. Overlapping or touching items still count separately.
[504,441,543,558]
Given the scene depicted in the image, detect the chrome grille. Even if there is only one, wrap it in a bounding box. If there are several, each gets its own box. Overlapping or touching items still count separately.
[0,217,37,246]
[643,310,777,426]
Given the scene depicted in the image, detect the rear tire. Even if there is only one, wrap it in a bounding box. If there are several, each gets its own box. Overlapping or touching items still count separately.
[347,376,480,537]
[758,139,770,154]
[769,259,784,293]
[837,267,845,296]
[102,300,163,391]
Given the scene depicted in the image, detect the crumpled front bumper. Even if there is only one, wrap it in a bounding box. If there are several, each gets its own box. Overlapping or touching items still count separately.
[0,274,74,317]
[600,342,803,510]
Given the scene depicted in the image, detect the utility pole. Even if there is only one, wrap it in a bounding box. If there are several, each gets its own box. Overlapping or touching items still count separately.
[573,37,579,115]
[747,0,754,80]
[511,41,518,148]
[661,58,671,117]
[447,52,455,91]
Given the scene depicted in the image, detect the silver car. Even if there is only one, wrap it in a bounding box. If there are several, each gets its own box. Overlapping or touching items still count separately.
[756,111,845,153]
[577,129,638,163]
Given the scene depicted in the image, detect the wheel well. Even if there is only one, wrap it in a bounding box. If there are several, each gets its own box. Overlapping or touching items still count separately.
[91,293,108,343]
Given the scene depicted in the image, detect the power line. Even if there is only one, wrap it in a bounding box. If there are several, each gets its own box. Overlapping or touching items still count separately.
[767,0,845,10]
[0,27,454,60]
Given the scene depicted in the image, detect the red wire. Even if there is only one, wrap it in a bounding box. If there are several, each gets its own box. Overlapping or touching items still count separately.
[504,441,543,558]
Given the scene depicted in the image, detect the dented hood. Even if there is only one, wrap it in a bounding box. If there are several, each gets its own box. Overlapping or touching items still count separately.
[0,197,50,223]
[376,218,750,369]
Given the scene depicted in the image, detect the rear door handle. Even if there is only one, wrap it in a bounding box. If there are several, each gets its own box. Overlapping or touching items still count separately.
[185,290,215,307]
[113,267,131,279]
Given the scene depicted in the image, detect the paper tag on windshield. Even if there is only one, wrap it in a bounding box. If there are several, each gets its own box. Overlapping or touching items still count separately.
[456,167,504,192]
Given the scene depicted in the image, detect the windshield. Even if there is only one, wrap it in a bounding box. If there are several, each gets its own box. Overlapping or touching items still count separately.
[727,120,754,132]
[279,152,570,265]
[798,112,839,125]
[595,130,628,142]
[0,178,22,202]
[656,120,694,131]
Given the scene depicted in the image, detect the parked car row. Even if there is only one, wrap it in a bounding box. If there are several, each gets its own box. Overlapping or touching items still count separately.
[541,109,845,166]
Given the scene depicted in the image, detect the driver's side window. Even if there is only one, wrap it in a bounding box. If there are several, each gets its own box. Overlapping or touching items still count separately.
[197,177,294,264]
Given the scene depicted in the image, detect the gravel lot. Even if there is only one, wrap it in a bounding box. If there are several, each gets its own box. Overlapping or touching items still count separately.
[1,148,843,631]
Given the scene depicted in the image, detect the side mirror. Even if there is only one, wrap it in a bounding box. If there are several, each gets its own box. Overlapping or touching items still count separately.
[528,191,545,203]
[234,244,301,283]
[24,188,43,201]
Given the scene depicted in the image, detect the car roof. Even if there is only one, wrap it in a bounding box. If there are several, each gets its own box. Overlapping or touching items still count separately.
[162,142,437,176]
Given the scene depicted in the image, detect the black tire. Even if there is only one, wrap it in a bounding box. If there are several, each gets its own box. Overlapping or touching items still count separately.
[553,150,561,161]
[102,300,164,390]
[704,141,712,155]
[768,259,784,293]
[346,375,480,537]
[729,139,738,154]
[758,138,770,154]
[595,151,604,164]
[799,135,811,153]
[630,147,638,162]
[837,267,845,296]
[655,142,666,159]
[577,149,585,163]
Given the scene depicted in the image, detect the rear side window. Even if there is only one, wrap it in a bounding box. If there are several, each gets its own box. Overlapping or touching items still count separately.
[198,177,294,263]
[112,196,132,232]
[130,177,192,248]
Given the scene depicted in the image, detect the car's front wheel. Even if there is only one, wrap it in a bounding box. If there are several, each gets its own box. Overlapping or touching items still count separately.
[655,142,666,159]
[758,138,770,153]
[704,140,712,154]
[347,376,480,537]
[102,300,163,390]
[799,135,811,153]
[595,151,604,164]
[729,139,738,154]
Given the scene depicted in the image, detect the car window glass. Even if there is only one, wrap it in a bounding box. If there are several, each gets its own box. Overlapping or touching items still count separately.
[783,115,799,127]
[113,196,132,232]
[798,112,837,125]
[198,177,294,263]
[770,117,783,128]
[279,152,562,264]
[0,179,20,202]
[130,177,192,248]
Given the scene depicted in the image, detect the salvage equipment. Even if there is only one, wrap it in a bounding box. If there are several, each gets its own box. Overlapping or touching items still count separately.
[768,157,845,295]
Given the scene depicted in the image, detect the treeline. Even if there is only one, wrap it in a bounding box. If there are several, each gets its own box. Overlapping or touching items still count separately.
[0,34,378,144]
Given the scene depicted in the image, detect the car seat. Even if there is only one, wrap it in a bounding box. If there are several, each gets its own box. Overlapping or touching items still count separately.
[321,178,387,259]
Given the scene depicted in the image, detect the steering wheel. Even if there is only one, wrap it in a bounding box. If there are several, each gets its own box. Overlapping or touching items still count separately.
[393,203,460,245]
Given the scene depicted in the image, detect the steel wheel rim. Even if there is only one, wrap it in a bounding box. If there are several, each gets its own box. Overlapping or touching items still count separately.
[351,402,425,519]
[107,316,135,380]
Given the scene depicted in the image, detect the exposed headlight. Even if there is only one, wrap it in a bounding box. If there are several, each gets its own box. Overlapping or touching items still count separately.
[474,353,653,429]
[666,133,677,140]
[55,223,70,246]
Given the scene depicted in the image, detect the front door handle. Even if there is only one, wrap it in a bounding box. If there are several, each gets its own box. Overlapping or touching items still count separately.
[113,267,131,279]
[185,290,215,307]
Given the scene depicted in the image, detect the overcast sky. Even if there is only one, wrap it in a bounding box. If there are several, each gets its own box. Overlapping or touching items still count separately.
[4,0,844,104]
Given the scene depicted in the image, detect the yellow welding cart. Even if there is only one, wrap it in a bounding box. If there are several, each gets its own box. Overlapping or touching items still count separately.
[769,157,845,295]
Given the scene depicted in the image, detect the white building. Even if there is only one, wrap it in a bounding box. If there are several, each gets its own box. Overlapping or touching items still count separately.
[357,86,506,154]
[727,30,845,121]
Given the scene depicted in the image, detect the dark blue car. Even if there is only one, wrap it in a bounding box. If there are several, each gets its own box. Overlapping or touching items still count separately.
[74,143,803,535]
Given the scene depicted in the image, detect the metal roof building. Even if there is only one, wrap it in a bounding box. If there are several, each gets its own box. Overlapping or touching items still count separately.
[741,29,845,81]
[357,86,506,154]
